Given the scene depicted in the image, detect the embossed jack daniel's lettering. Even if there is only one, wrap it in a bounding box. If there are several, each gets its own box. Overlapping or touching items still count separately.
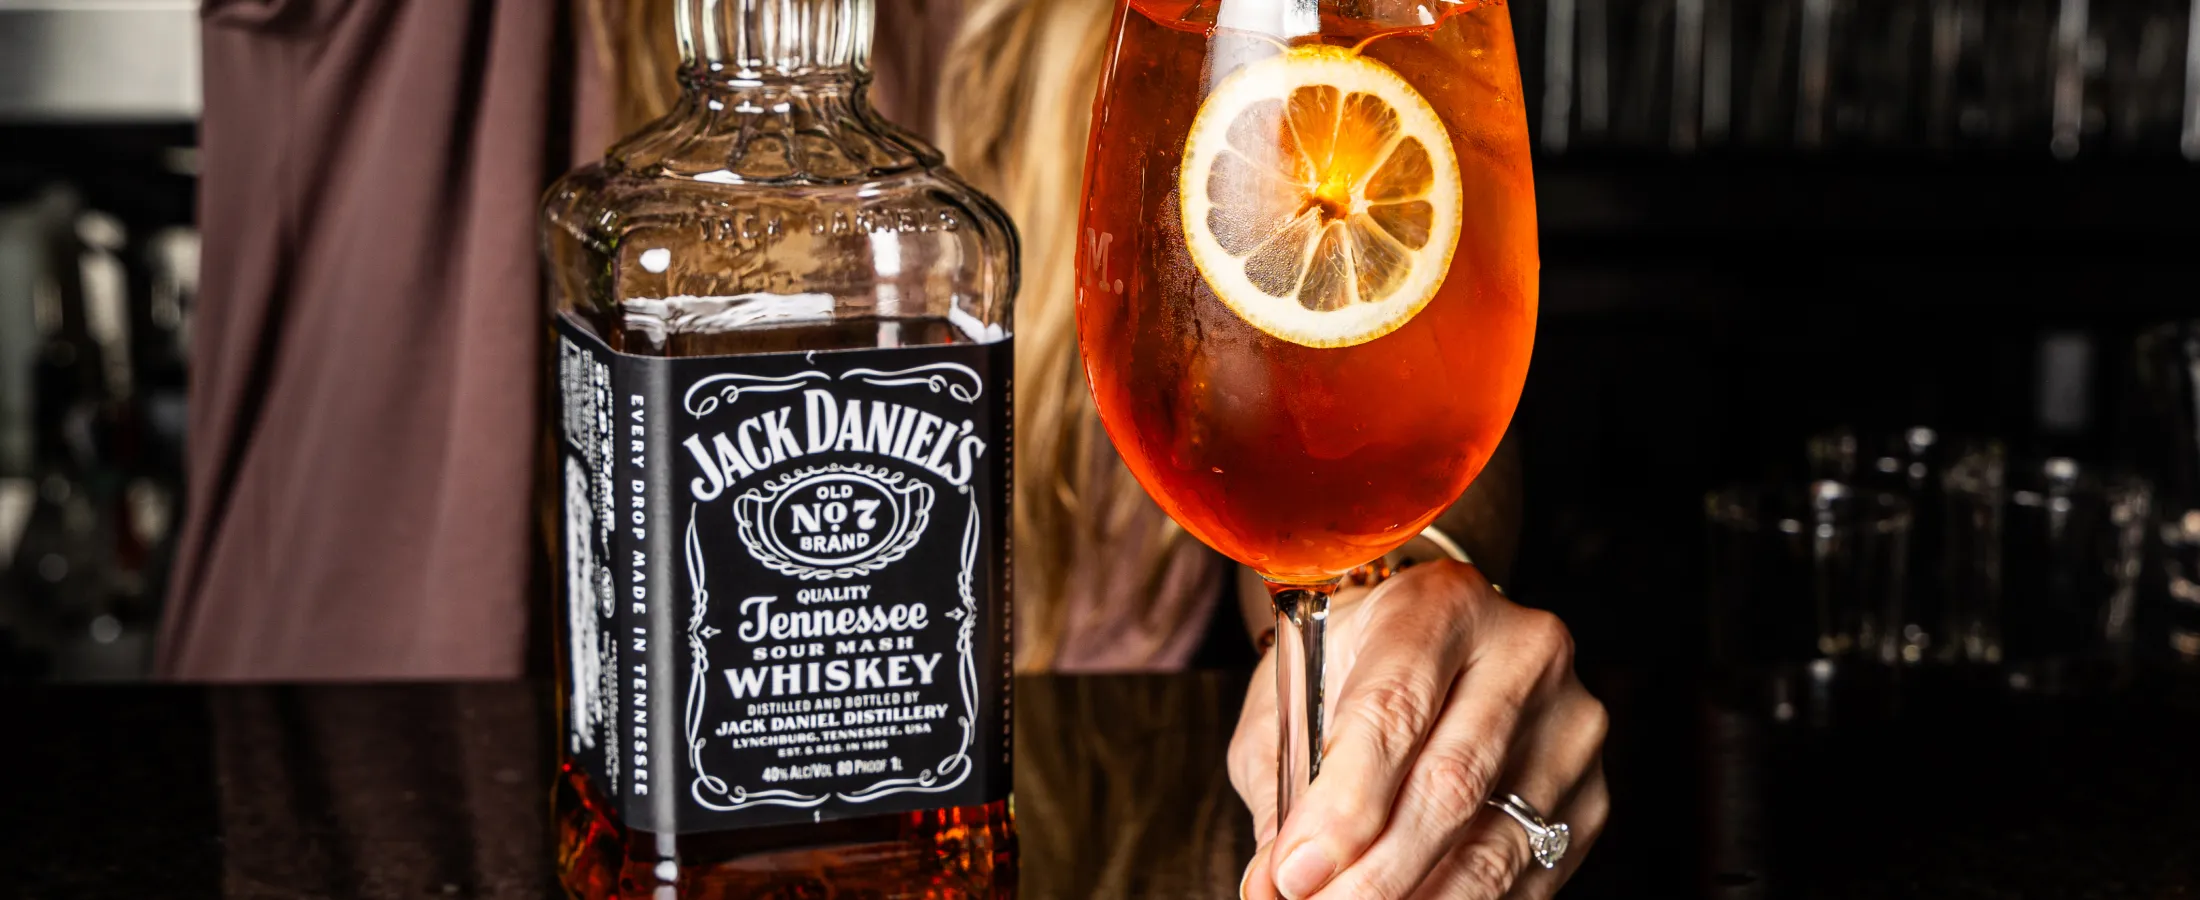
[540,1,1015,896]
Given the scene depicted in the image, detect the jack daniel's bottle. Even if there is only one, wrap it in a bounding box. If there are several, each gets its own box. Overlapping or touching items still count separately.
[540,1,1016,895]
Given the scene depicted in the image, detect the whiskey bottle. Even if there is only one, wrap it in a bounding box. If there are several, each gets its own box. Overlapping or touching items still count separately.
[539,0,1017,896]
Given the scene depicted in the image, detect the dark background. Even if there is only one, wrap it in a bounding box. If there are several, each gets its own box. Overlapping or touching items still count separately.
[1513,156,2200,664]
[1497,0,2200,668]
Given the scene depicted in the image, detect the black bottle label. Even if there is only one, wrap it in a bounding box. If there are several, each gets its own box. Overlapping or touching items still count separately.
[553,316,1012,832]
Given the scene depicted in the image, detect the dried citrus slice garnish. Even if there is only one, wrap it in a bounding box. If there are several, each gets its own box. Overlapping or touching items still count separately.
[1180,44,1463,348]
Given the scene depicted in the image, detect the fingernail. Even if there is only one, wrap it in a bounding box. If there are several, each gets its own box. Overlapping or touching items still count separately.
[1241,842,1271,900]
[1274,843,1336,900]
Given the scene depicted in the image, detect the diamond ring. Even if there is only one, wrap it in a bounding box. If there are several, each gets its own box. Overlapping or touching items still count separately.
[1485,792,1570,869]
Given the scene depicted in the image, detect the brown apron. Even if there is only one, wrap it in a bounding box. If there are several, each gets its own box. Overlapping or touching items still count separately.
[160,0,960,679]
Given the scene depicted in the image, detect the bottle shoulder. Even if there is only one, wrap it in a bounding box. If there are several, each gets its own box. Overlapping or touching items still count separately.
[598,88,941,187]
[542,161,1015,280]
[542,84,1013,247]
[541,157,1017,356]
[549,159,1004,231]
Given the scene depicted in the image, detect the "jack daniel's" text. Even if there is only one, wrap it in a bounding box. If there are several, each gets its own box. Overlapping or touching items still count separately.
[683,388,987,499]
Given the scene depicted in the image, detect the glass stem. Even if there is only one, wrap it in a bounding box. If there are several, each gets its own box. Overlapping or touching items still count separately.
[1271,581,1336,825]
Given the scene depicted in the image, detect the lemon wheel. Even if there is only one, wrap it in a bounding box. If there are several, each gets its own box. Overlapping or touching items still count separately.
[1180,44,1463,348]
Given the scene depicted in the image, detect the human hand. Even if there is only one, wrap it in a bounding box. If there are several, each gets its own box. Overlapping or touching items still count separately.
[1230,560,1609,899]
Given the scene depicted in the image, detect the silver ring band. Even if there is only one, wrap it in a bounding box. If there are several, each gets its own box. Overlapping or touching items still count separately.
[1485,792,1570,869]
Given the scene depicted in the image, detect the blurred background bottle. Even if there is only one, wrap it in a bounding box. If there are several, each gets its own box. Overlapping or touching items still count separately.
[1,0,196,677]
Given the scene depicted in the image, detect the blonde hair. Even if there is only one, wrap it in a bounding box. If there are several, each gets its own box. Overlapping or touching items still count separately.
[589,0,1186,671]
[583,0,680,137]
[1014,676,1252,896]
[934,0,1186,670]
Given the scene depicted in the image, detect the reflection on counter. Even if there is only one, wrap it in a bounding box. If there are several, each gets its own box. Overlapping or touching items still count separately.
[8,673,2200,897]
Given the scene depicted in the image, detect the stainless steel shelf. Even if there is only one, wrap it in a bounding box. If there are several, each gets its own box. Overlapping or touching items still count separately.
[0,1,200,123]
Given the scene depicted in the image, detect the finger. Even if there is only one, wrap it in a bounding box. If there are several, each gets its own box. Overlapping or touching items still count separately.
[1309,606,1579,900]
[1521,689,1610,873]
[1267,563,1486,899]
[1406,809,1533,900]
[1230,649,1282,843]
[1404,688,1608,900]
[1501,760,1610,900]
[1241,840,1280,900]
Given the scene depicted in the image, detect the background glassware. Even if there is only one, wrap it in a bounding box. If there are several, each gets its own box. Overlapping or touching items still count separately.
[1809,426,1955,664]
[2158,509,2200,661]
[1940,441,2007,664]
[1946,455,2152,691]
[0,183,188,680]
[1705,481,1913,668]
[2133,321,2200,663]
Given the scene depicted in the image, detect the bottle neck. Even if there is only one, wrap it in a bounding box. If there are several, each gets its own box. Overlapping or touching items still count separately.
[613,0,925,183]
[676,0,873,87]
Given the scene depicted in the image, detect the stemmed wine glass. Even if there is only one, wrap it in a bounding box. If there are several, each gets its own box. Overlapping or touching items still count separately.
[1075,0,1539,818]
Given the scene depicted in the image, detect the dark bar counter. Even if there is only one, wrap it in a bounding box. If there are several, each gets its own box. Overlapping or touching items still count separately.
[6,669,2200,898]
